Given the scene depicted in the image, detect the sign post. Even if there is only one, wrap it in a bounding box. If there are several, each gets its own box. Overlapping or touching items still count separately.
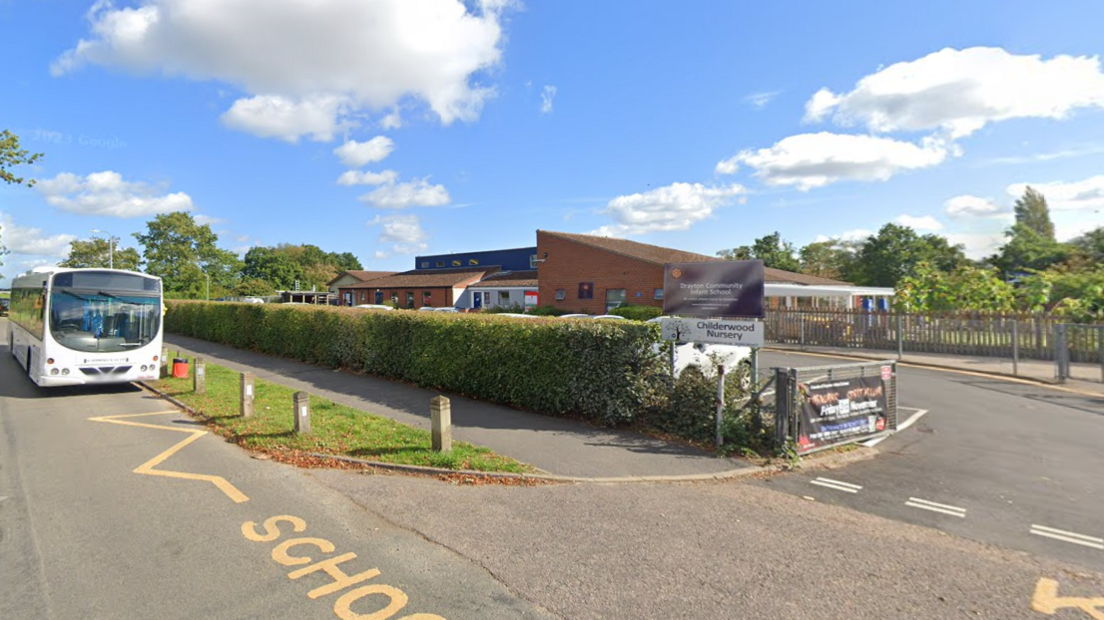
[662,260,766,449]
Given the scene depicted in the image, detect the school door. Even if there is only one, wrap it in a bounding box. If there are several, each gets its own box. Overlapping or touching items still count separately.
[472,292,484,309]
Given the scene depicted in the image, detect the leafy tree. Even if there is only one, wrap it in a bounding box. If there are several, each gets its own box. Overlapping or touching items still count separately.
[799,239,859,281]
[242,246,304,290]
[1071,227,1104,264]
[988,223,1072,276]
[1013,186,1055,241]
[233,278,276,297]
[849,224,967,287]
[134,212,241,297]
[59,236,142,271]
[1,129,43,187]
[329,251,363,271]
[717,231,801,272]
[894,263,1014,312]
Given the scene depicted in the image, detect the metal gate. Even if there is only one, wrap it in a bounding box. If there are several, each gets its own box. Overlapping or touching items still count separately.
[1055,324,1104,384]
[774,360,899,455]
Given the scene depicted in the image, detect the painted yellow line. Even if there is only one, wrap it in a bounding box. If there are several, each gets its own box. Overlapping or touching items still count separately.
[88,411,249,503]
[1032,578,1104,619]
[763,347,1104,399]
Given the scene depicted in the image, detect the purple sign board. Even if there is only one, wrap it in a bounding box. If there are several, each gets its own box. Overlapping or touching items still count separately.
[662,260,765,319]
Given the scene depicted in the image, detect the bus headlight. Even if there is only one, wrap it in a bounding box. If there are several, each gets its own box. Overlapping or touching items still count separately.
[61,368,70,375]
[50,368,60,376]
[140,365,148,372]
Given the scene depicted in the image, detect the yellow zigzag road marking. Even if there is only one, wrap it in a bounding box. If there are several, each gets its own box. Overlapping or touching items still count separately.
[88,411,249,503]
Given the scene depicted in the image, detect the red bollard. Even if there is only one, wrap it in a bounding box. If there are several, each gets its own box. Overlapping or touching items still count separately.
[172,358,189,379]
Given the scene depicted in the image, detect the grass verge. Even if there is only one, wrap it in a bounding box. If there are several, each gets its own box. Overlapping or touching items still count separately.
[150,356,531,474]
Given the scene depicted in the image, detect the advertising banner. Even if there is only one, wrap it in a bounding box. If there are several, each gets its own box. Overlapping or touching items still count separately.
[662,260,764,318]
[797,375,889,453]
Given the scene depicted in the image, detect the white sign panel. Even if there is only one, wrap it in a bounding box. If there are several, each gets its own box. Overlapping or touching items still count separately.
[660,317,764,347]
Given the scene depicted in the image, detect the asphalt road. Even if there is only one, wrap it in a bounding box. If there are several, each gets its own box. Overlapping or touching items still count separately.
[0,318,550,620]
[757,349,1104,573]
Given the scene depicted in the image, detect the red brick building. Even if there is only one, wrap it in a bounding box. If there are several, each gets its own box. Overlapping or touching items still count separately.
[536,230,850,314]
[339,267,495,309]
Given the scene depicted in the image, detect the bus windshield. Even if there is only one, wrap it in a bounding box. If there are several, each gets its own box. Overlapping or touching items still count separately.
[49,289,161,353]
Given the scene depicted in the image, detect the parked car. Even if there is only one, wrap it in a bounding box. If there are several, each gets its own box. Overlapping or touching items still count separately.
[497,313,538,319]
[353,304,393,311]
[592,314,626,320]
[434,307,460,313]
[558,313,591,319]
[0,298,9,316]
[646,317,751,380]
[242,297,265,304]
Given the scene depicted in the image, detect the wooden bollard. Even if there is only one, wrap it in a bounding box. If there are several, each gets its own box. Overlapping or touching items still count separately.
[193,357,206,394]
[431,395,452,452]
[159,347,169,378]
[293,392,311,434]
[240,372,254,418]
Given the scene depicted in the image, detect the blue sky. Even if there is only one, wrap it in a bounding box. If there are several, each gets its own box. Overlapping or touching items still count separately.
[3,0,1104,285]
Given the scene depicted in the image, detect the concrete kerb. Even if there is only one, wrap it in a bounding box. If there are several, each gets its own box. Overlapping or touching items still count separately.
[135,379,771,484]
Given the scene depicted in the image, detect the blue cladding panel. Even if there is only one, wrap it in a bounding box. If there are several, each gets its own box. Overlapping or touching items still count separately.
[415,247,536,271]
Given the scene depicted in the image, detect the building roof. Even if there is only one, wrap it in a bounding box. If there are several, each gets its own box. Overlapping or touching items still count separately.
[346,266,498,289]
[539,230,851,286]
[468,270,539,289]
[327,270,396,286]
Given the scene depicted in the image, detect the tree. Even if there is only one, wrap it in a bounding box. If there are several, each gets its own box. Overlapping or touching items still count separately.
[59,236,142,271]
[1,129,43,187]
[717,231,801,272]
[894,263,1014,312]
[233,278,276,297]
[134,212,241,297]
[849,224,967,287]
[1071,227,1104,264]
[329,252,363,271]
[799,239,859,281]
[242,246,304,290]
[988,223,1071,276]
[1013,186,1055,241]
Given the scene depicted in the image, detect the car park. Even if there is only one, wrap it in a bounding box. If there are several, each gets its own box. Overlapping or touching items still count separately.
[353,304,393,311]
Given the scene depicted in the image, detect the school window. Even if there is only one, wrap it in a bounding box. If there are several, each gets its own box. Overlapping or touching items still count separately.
[405,292,415,308]
[555,289,566,301]
[436,261,445,268]
[423,291,432,305]
[578,282,594,299]
[469,258,479,266]
[499,291,510,304]
[605,288,627,312]
[452,260,461,267]
[390,292,398,304]
[654,288,664,300]
[420,261,429,268]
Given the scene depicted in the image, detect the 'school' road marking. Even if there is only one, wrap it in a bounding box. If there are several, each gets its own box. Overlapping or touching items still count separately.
[905,497,966,518]
[1030,525,1104,550]
[809,477,862,493]
[88,411,249,503]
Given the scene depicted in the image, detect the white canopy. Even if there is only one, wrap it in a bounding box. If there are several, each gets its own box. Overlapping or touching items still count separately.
[765,283,894,298]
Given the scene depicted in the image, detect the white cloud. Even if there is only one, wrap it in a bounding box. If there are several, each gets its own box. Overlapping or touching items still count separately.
[540,85,557,114]
[729,132,950,190]
[36,171,194,217]
[334,136,395,168]
[380,109,403,130]
[371,214,429,255]
[944,194,1009,218]
[360,178,450,209]
[337,170,399,187]
[813,229,873,244]
[220,94,350,142]
[1007,176,1104,211]
[714,157,739,175]
[893,214,943,231]
[55,0,510,140]
[743,91,780,109]
[0,213,76,257]
[804,47,1104,138]
[194,214,223,226]
[944,232,1005,260]
[591,182,745,237]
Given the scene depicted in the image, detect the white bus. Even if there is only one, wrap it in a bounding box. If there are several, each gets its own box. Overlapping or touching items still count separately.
[9,267,164,387]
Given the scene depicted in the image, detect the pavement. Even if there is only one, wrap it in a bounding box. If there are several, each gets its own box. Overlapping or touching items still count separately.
[164,333,748,479]
[766,341,1104,397]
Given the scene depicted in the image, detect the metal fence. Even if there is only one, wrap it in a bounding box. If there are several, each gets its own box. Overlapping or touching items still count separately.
[765,308,1103,363]
[774,360,899,455]
[1055,324,1104,383]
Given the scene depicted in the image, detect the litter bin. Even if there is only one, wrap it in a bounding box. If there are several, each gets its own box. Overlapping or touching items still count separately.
[172,358,189,379]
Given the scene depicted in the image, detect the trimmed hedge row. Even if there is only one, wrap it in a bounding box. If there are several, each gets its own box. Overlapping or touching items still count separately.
[165,301,665,426]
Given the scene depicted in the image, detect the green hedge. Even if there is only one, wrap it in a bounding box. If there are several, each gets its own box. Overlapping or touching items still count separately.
[609,304,663,321]
[165,301,665,426]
